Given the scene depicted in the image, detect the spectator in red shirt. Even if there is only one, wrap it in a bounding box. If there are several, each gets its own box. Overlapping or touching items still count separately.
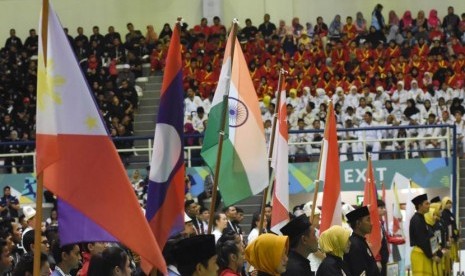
[194,18,211,38]
[210,16,226,36]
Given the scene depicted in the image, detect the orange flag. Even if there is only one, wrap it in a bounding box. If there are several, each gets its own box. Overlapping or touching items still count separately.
[363,156,382,256]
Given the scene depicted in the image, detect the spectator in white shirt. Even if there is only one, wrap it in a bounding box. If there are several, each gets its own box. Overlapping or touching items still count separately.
[289,119,313,160]
[419,113,444,157]
[346,85,361,109]
[355,97,372,123]
[339,119,358,161]
[356,111,382,160]
[184,88,203,117]
[192,106,208,133]
[298,101,317,127]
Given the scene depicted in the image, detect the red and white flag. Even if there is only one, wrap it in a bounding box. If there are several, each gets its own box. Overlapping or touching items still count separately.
[363,157,382,256]
[270,89,289,234]
[319,102,342,232]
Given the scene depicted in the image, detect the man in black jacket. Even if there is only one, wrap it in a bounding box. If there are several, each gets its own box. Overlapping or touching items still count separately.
[409,193,438,275]
[280,214,318,276]
[344,206,380,276]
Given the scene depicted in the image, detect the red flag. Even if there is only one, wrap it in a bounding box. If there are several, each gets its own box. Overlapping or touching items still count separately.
[363,156,382,256]
[319,102,342,232]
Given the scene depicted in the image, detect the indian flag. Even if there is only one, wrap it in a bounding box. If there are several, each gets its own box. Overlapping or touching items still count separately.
[201,26,268,206]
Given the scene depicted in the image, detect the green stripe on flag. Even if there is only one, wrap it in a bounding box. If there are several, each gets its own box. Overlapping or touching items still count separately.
[201,96,253,206]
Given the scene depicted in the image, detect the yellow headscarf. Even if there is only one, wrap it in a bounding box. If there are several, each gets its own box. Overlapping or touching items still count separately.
[441,196,452,210]
[430,202,441,216]
[424,208,435,226]
[318,225,351,258]
[245,233,289,276]
[263,95,271,108]
[289,89,297,98]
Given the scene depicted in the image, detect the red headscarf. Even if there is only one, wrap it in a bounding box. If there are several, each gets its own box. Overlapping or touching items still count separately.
[428,9,440,28]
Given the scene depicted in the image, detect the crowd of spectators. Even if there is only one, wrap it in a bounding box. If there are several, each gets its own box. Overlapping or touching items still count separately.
[175,5,465,161]
[2,4,465,169]
[0,23,144,171]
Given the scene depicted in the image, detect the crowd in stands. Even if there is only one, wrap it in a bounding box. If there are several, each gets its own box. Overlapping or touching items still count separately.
[0,23,144,171]
[177,5,465,161]
[2,4,465,168]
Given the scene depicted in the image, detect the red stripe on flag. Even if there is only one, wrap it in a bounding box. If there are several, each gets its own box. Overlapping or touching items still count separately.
[161,26,182,96]
[319,102,342,232]
[363,157,382,257]
[37,133,166,273]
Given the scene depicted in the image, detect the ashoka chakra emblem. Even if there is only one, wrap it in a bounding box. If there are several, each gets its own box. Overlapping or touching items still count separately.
[228,97,248,127]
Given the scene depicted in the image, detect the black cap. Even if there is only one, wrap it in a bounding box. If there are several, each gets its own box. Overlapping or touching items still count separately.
[430,196,441,203]
[377,199,385,207]
[292,204,304,214]
[346,206,370,223]
[411,194,428,206]
[280,214,311,238]
[174,235,216,267]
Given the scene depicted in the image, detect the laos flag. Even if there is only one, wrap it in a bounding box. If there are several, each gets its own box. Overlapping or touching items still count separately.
[145,21,185,256]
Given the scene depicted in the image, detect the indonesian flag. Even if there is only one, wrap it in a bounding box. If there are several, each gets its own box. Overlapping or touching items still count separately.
[363,157,382,257]
[319,102,342,232]
[270,89,289,234]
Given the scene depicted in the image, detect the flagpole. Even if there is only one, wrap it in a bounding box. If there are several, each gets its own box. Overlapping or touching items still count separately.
[34,1,48,275]
[207,20,239,234]
[310,101,333,219]
[382,181,389,234]
[258,69,286,235]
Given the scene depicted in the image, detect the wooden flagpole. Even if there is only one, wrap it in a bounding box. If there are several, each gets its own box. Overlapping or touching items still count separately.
[258,69,286,235]
[207,20,239,234]
[34,1,48,275]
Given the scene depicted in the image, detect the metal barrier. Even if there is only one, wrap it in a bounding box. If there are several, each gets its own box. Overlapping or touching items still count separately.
[0,124,458,212]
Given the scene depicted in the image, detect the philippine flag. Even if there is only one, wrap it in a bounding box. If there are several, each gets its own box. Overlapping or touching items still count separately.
[36,1,166,274]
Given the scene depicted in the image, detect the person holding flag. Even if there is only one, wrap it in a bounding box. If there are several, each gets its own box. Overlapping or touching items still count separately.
[409,193,437,275]
[344,206,380,276]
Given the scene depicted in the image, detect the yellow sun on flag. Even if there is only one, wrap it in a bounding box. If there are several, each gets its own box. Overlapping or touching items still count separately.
[37,56,65,111]
[85,116,98,129]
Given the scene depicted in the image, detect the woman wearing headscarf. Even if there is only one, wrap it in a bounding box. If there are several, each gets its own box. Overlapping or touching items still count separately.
[424,203,444,275]
[399,11,413,34]
[355,12,367,34]
[441,196,459,262]
[316,225,352,276]
[428,9,441,29]
[245,234,289,276]
[159,23,173,41]
[413,10,428,33]
[449,97,465,116]
[329,15,342,39]
[403,99,420,120]
[371,4,385,31]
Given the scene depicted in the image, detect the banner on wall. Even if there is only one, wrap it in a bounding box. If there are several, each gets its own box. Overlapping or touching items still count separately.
[185,158,451,196]
[3,158,451,200]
